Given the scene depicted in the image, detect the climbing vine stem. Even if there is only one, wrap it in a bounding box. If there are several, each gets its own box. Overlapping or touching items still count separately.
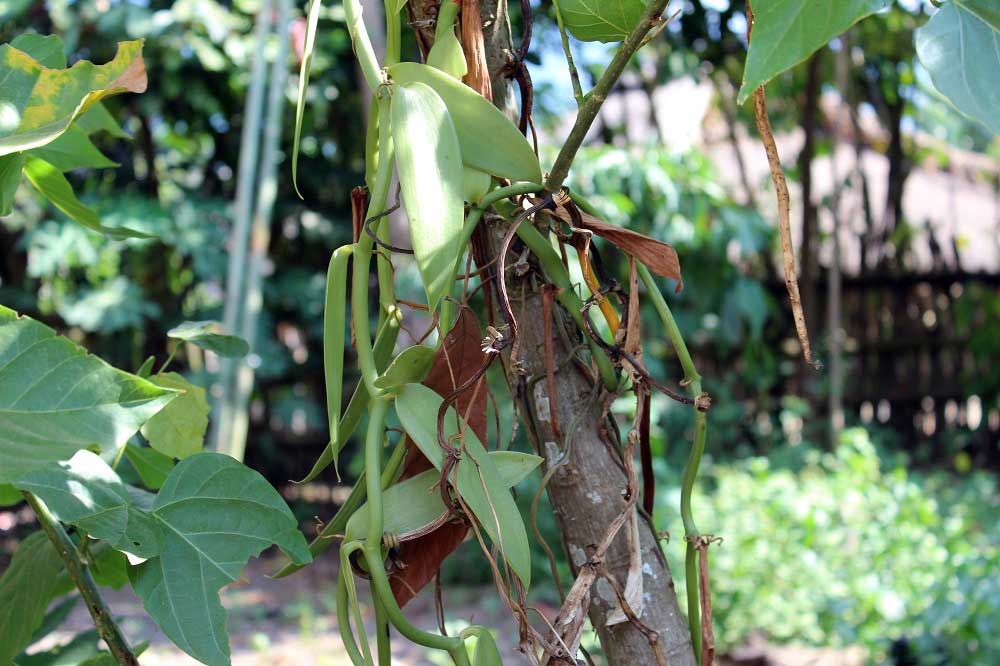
[24,492,140,666]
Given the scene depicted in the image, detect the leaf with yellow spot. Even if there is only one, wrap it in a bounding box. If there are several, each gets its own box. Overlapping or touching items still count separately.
[0,39,146,157]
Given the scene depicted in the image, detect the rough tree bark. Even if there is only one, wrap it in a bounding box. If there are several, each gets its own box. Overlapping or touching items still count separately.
[407,2,696,664]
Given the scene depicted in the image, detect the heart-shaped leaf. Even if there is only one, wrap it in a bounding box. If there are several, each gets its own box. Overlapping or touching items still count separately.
[130,453,311,666]
[391,82,464,314]
[395,384,534,588]
[374,344,436,391]
[15,451,164,558]
[166,320,250,358]
[0,531,65,664]
[0,305,176,483]
[139,372,209,460]
[559,0,646,43]
[388,63,542,183]
[916,0,1000,135]
[738,0,890,104]
[0,39,146,156]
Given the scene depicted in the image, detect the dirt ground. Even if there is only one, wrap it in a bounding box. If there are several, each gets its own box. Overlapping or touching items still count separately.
[34,555,864,666]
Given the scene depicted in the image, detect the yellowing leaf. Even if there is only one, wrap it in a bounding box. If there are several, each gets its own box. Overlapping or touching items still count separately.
[140,372,209,460]
[0,39,146,156]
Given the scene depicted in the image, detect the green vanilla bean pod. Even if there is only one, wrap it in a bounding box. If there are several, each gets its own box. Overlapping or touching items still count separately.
[323,244,353,458]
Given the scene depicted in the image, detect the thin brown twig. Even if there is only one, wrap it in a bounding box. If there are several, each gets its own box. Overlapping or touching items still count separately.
[747,1,821,370]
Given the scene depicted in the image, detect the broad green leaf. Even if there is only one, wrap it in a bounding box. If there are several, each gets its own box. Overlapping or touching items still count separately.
[391,82,464,313]
[124,441,174,490]
[373,344,435,390]
[0,531,65,664]
[291,0,322,198]
[30,125,118,171]
[388,63,543,184]
[27,596,79,646]
[139,372,209,460]
[166,320,250,358]
[0,152,25,216]
[9,34,66,68]
[15,451,164,558]
[22,157,151,239]
[395,384,534,587]
[737,0,890,104]
[130,453,312,666]
[559,0,646,43]
[0,305,176,483]
[344,450,543,543]
[0,39,146,156]
[472,631,503,666]
[916,0,1000,135]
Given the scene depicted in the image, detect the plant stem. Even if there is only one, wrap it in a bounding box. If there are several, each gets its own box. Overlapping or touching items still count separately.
[382,0,401,66]
[551,0,584,105]
[345,0,386,92]
[157,345,177,374]
[545,0,670,191]
[638,263,709,663]
[24,492,139,666]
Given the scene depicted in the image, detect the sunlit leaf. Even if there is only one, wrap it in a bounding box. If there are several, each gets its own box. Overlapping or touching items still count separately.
[738,0,890,104]
[15,451,164,557]
[0,305,176,483]
[166,320,250,358]
[559,0,646,43]
[388,63,542,183]
[130,453,311,666]
[391,82,464,313]
[0,39,146,156]
[916,0,1000,135]
[140,373,208,460]
[22,157,151,238]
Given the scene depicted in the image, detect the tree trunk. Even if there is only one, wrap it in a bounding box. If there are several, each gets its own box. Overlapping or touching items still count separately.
[408,2,697,664]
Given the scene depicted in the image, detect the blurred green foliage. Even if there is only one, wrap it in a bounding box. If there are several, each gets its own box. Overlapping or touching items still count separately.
[659,427,1000,664]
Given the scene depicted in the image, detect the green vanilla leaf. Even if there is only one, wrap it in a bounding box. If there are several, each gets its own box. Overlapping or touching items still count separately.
[291,0,322,199]
[124,441,174,490]
[140,372,209,460]
[0,39,146,156]
[15,451,164,558]
[559,0,646,43]
[22,157,151,238]
[345,450,543,543]
[388,63,542,183]
[0,153,26,216]
[0,531,66,664]
[472,630,503,666]
[373,344,436,391]
[738,0,890,105]
[916,0,1000,136]
[427,6,467,79]
[130,453,312,666]
[395,384,535,588]
[391,82,464,314]
[166,320,250,358]
[462,167,492,205]
[0,305,177,483]
[29,125,118,172]
[0,482,21,505]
